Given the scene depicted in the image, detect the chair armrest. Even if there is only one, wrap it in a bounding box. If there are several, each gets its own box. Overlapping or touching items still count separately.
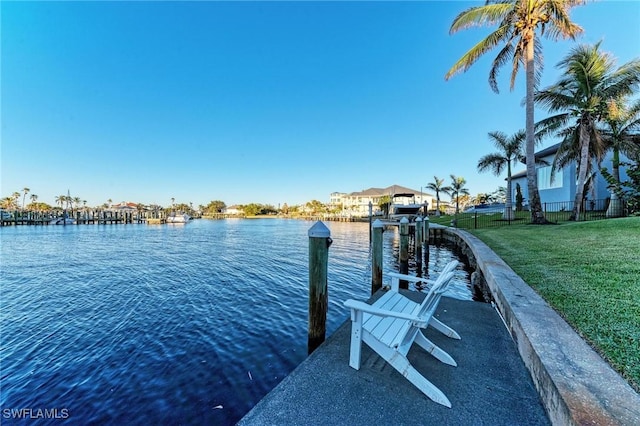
[387,272,436,291]
[344,299,428,327]
[387,271,430,284]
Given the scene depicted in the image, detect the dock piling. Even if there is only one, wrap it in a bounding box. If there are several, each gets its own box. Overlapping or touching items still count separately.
[308,221,332,354]
[424,216,430,265]
[399,217,409,289]
[415,217,423,276]
[371,219,384,295]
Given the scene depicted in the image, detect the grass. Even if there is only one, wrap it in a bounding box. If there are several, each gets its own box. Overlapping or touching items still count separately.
[462,217,639,392]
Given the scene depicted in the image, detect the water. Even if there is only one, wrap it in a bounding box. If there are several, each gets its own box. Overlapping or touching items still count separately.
[0,219,472,425]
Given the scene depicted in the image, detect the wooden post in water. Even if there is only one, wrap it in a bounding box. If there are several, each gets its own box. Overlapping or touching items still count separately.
[371,219,384,295]
[308,221,331,354]
[424,216,430,265]
[399,217,409,289]
[368,201,373,244]
[415,217,423,277]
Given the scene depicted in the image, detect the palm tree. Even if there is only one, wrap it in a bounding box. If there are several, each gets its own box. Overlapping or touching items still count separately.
[492,186,508,203]
[11,192,20,208]
[21,188,30,210]
[446,0,585,224]
[55,194,66,209]
[477,130,526,220]
[535,43,640,220]
[447,175,470,215]
[600,97,640,217]
[71,197,81,214]
[425,176,451,217]
[1,197,15,210]
[29,194,38,211]
[378,195,392,218]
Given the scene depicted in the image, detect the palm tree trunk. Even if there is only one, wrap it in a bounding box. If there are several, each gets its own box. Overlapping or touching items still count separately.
[525,36,546,224]
[606,148,624,217]
[503,162,514,220]
[612,147,621,184]
[571,123,591,221]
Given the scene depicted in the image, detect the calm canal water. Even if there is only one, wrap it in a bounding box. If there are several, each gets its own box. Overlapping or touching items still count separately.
[1,219,472,425]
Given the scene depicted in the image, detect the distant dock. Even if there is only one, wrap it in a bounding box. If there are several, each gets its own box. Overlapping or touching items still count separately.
[0,210,167,227]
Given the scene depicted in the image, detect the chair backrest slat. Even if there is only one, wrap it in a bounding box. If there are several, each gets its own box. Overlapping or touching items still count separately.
[396,264,458,351]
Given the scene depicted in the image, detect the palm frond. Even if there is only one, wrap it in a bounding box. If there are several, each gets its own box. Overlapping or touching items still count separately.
[488,31,515,92]
[446,28,510,80]
[449,3,514,34]
[534,87,577,112]
[478,153,507,175]
[535,113,572,140]
[487,130,508,147]
[543,0,585,41]
[509,46,521,92]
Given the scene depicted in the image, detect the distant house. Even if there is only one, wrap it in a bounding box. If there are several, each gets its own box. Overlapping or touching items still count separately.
[223,205,244,216]
[330,184,435,217]
[111,202,138,211]
[510,143,631,209]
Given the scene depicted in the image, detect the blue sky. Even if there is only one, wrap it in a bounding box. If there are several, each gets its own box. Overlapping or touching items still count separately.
[2,1,639,208]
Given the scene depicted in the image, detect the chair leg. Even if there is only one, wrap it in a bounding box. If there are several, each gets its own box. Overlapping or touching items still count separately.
[429,317,461,339]
[386,349,452,408]
[415,331,457,367]
[349,311,363,370]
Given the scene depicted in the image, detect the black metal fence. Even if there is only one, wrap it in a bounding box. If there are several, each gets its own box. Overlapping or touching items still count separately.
[448,198,630,230]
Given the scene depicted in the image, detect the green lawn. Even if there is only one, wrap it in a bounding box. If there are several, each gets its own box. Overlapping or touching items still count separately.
[464,217,639,392]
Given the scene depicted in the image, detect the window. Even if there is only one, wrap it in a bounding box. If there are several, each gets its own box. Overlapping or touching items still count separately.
[537,166,563,190]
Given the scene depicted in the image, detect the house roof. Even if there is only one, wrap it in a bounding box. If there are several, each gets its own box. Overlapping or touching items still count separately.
[112,202,138,210]
[511,143,562,179]
[347,184,433,198]
[534,142,561,159]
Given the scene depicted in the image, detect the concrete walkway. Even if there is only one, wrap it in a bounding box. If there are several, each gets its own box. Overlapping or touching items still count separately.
[239,293,550,425]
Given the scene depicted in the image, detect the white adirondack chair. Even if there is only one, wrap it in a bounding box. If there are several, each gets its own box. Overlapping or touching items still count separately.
[344,261,459,407]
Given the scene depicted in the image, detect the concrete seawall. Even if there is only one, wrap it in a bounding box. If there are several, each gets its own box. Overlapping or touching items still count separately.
[443,228,640,425]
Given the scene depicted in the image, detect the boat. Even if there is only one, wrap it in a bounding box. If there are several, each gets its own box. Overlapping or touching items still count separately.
[389,193,423,221]
[50,215,76,225]
[463,203,506,214]
[50,191,76,225]
[166,213,191,224]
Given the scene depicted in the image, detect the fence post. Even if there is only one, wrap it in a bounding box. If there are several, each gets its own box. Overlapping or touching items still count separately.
[399,217,409,289]
[308,221,332,354]
[474,211,478,229]
[371,219,384,295]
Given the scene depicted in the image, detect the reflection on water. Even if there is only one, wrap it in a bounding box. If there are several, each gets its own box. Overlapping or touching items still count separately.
[0,219,473,425]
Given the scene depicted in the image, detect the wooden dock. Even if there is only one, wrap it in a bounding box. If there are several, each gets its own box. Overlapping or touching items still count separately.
[377,219,447,244]
[0,210,168,227]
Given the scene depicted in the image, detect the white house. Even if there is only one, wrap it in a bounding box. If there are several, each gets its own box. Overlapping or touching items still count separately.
[223,205,244,216]
[330,184,435,217]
